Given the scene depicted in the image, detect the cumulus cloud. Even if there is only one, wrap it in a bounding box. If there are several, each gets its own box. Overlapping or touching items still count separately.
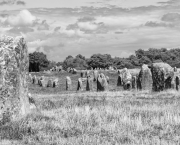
[5,10,36,27]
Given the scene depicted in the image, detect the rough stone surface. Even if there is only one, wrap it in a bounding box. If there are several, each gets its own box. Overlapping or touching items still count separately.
[117,74,122,86]
[132,75,137,89]
[101,73,109,91]
[86,75,93,91]
[106,76,110,84]
[66,76,72,91]
[138,64,153,91]
[47,79,53,87]
[121,68,132,90]
[77,78,83,91]
[175,76,179,91]
[52,78,59,88]
[151,62,174,92]
[93,70,99,82]
[97,73,109,91]
[0,36,30,124]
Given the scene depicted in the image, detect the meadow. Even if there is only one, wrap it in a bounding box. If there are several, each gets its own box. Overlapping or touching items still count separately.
[1,70,180,145]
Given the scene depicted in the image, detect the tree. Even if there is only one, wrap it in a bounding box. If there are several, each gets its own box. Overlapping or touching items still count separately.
[87,54,113,69]
[63,54,88,70]
[29,52,49,72]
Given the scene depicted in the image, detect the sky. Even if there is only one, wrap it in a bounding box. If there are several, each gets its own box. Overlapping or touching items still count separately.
[0,0,180,61]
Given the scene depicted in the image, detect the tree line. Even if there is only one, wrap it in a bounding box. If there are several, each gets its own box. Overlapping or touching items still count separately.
[29,48,180,72]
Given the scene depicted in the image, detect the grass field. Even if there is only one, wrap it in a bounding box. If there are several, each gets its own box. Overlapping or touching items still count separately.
[1,70,180,145]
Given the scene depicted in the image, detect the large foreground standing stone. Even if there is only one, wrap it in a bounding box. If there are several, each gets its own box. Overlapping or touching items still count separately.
[0,36,31,124]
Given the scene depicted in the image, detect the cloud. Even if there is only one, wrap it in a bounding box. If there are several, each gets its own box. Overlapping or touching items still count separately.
[0,14,8,18]
[37,20,49,31]
[161,13,180,22]
[66,21,108,34]
[66,23,78,30]
[54,26,61,32]
[144,21,173,27]
[158,0,180,5]
[8,27,34,34]
[115,31,123,34]
[77,22,98,31]
[0,0,25,5]
[78,16,96,22]
[5,10,36,27]
[0,0,15,5]
[16,0,25,5]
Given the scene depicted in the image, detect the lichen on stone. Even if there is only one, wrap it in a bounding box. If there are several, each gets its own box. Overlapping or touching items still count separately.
[0,35,30,124]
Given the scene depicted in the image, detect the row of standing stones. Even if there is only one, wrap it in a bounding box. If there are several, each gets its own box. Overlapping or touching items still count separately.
[31,63,179,92]
[0,36,179,126]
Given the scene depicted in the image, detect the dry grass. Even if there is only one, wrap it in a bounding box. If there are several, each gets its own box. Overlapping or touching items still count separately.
[1,90,180,145]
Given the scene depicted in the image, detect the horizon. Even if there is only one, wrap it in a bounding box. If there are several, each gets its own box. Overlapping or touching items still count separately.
[1,0,180,61]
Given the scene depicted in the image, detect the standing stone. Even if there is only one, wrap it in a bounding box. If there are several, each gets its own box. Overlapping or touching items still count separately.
[80,71,86,78]
[117,74,122,86]
[32,75,37,84]
[52,78,59,88]
[77,78,83,91]
[132,75,137,89]
[174,67,177,72]
[106,76,110,84]
[40,77,49,87]
[85,71,90,77]
[93,70,99,82]
[97,73,109,91]
[101,73,109,91]
[97,74,103,92]
[121,68,132,90]
[47,79,53,87]
[151,63,174,92]
[28,74,32,83]
[138,64,153,91]
[72,68,77,74]
[66,76,72,91]
[0,36,31,124]
[175,76,179,91]
[86,75,93,91]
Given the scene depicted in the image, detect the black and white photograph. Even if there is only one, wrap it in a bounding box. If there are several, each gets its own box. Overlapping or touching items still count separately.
[0,0,180,144]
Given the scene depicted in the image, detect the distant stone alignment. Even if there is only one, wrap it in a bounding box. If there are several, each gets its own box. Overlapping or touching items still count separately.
[0,36,31,125]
